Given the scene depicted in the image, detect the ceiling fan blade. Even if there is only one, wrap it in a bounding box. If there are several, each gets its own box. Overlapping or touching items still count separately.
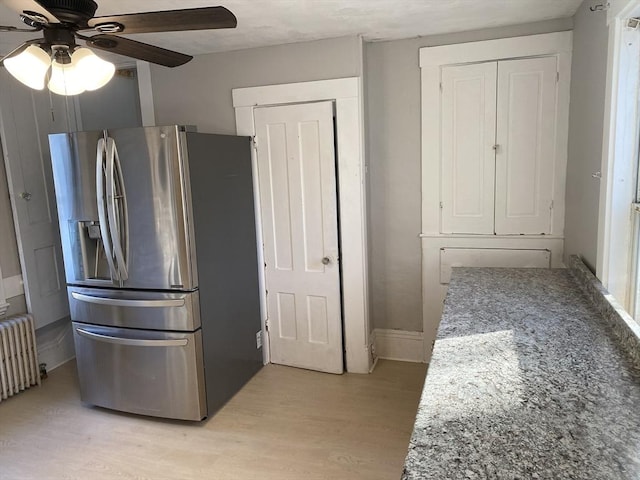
[3,0,58,23]
[87,6,236,34]
[85,34,192,67]
[0,25,40,32]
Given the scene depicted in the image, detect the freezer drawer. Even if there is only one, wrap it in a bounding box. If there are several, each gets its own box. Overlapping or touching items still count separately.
[68,286,200,331]
[73,322,207,421]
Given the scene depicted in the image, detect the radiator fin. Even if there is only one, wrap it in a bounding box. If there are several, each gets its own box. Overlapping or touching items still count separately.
[0,314,40,402]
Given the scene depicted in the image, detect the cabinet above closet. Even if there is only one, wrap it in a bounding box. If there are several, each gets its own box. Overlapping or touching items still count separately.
[420,32,572,238]
[441,56,558,235]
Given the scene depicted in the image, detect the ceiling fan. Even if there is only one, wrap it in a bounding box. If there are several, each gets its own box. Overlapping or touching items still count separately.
[0,0,237,94]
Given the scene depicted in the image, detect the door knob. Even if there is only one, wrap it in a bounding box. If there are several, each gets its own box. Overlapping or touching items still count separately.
[20,192,32,201]
[322,257,331,265]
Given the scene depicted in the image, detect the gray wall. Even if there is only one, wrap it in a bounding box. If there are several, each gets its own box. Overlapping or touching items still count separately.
[563,1,609,272]
[150,23,581,335]
[151,36,362,134]
[365,18,573,332]
[78,68,142,131]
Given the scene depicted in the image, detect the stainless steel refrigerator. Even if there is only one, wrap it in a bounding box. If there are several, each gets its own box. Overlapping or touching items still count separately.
[49,125,263,421]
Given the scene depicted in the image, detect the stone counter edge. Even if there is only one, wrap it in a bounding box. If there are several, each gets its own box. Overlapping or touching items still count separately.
[568,254,640,367]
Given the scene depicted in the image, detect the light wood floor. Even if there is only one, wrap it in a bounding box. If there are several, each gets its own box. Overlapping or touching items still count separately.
[0,359,426,480]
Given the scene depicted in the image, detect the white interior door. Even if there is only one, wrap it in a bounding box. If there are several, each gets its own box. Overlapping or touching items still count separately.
[0,71,74,328]
[254,101,343,374]
[495,56,557,235]
[441,62,497,234]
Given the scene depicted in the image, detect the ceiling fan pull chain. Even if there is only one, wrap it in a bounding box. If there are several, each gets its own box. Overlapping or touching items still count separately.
[47,89,55,123]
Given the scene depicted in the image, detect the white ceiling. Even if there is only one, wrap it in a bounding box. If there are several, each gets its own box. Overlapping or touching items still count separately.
[0,0,583,60]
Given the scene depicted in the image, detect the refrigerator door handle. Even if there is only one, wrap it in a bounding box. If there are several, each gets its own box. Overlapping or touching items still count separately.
[76,328,189,347]
[113,137,130,281]
[71,292,186,308]
[105,137,129,282]
[96,137,118,282]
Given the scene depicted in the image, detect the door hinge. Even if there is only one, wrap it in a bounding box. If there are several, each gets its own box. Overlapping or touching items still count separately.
[439,201,443,209]
[556,71,560,83]
[550,200,554,210]
[265,318,270,331]
[252,136,258,148]
[439,82,443,92]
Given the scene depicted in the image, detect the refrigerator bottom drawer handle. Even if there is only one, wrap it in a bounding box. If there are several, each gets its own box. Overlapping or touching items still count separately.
[71,292,185,308]
[76,328,189,347]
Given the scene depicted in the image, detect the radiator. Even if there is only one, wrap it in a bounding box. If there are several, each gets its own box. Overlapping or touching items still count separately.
[0,314,40,403]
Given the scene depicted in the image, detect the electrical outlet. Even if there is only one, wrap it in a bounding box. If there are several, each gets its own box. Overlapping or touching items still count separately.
[256,331,262,349]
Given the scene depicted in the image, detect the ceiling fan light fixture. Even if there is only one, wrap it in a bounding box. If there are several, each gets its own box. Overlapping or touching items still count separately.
[1,4,237,91]
[4,45,51,90]
[48,49,86,96]
[71,47,115,91]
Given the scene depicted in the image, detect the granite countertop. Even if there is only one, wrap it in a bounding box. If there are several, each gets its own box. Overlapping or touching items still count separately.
[402,265,640,480]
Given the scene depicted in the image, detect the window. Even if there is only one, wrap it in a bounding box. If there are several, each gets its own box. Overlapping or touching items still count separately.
[628,65,640,318]
[601,17,640,315]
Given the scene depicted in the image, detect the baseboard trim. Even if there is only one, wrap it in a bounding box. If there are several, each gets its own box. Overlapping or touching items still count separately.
[374,329,426,363]
[37,321,76,372]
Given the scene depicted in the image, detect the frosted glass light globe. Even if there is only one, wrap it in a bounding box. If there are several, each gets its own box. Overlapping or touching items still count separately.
[48,54,85,96]
[71,47,115,91]
[4,45,51,90]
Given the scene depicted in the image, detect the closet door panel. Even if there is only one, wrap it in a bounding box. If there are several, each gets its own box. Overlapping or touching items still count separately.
[495,56,557,235]
[440,62,497,234]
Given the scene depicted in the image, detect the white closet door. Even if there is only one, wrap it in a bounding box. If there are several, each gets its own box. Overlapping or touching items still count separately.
[495,56,557,235]
[441,62,497,234]
[0,71,73,328]
[254,101,343,374]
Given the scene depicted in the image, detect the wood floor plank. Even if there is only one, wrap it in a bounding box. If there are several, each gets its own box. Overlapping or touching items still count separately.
[0,359,426,480]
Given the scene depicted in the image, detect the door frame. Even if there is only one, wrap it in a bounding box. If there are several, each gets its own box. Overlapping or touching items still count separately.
[233,77,370,374]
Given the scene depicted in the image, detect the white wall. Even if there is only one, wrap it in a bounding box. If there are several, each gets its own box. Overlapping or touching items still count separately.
[564,1,609,272]
[150,36,363,134]
[365,18,573,332]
